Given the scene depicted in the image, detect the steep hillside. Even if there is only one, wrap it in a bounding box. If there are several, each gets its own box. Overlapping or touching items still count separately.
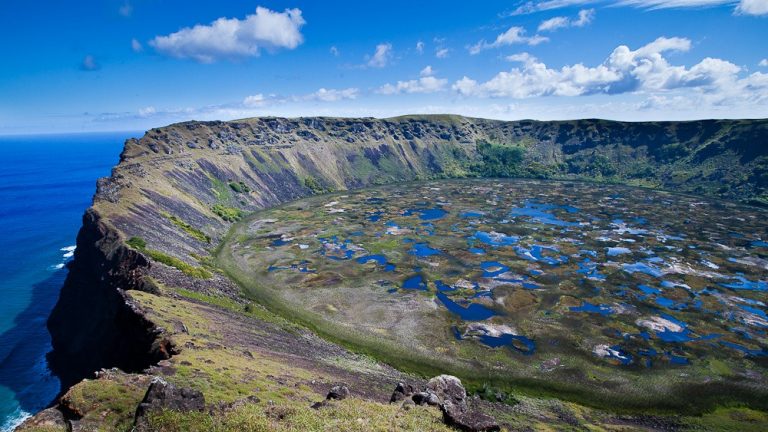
[28,115,768,431]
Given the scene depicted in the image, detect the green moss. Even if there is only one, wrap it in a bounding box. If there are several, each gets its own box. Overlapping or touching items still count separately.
[145,249,212,279]
[61,374,149,432]
[126,236,147,249]
[162,212,211,243]
[229,181,251,194]
[208,175,232,202]
[303,176,325,194]
[472,139,527,177]
[212,204,245,222]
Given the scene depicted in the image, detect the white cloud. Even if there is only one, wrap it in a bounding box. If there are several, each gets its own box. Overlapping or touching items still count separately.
[150,7,305,63]
[243,94,268,107]
[538,17,570,32]
[366,43,392,68]
[736,0,768,15]
[617,0,736,9]
[538,9,594,32]
[436,47,450,58]
[574,8,596,25]
[505,52,537,63]
[330,46,339,56]
[509,0,766,16]
[80,55,100,71]
[303,88,359,102]
[453,36,768,106]
[378,67,448,95]
[119,1,133,17]
[416,41,424,54]
[760,59,768,67]
[138,106,156,117]
[506,0,596,15]
[469,27,549,54]
[131,38,143,52]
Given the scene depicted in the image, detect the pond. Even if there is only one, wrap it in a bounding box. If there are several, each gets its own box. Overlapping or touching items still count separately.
[222,178,768,385]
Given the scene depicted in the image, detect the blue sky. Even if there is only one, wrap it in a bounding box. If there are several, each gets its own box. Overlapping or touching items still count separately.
[0,0,766,134]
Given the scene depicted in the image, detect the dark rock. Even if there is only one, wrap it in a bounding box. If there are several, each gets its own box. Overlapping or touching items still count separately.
[440,401,501,432]
[326,385,350,400]
[134,378,205,429]
[310,400,328,410]
[389,382,415,403]
[17,407,68,430]
[412,391,440,406]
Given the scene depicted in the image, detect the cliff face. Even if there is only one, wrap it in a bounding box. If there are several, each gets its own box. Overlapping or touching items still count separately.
[46,209,174,392]
[46,115,768,399]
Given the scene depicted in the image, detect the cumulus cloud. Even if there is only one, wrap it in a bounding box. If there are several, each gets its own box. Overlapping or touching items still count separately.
[469,27,549,54]
[760,59,768,67]
[80,55,100,71]
[131,38,143,52]
[377,66,448,95]
[436,48,450,58]
[538,9,594,32]
[452,36,768,106]
[330,46,339,56]
[416,41,424,54]
[736,0,768,15]
[302,87,359,102]
[150,7,305,63]
[366,43,393,68]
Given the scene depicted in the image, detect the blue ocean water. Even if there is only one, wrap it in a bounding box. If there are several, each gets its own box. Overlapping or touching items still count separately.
[0,132,133,431]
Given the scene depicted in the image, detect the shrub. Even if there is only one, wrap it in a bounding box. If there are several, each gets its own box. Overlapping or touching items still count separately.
[212,204,245,222]
[126,236,147,249]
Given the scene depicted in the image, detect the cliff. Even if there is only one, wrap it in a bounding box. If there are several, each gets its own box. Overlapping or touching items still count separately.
[29,115,768,431]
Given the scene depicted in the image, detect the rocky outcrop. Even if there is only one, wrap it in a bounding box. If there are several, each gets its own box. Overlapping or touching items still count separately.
[390,375,500,432]
[47,209,173,392]
[134,378,206,430]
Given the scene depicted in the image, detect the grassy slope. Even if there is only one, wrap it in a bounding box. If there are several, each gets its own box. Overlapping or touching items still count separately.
[32,116,768,431]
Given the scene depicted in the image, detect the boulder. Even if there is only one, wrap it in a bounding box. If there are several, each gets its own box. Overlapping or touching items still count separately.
[326,385,350,400]
[389,382,415,403]
[441,400,501,432]
[412,391,440,406]
[426,374,467,407]
[134,377,205,429]
[16,407,67,430]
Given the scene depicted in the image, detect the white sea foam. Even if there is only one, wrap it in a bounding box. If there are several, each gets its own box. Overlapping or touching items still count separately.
[1,406,31,432]
[61,245,76,258]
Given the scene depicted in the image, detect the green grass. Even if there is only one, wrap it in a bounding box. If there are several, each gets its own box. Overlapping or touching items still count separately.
[212,204,245,222]
[162,212,211,243]
[175,288,298,330]
[146,249,212,279]
[125,236,212,279]
[126,236,147,249]
[147,398,452,432]
[303,176,325,194]
[229,181,251,194]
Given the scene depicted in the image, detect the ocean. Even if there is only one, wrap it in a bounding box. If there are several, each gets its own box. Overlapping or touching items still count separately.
[0,132,136,431]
